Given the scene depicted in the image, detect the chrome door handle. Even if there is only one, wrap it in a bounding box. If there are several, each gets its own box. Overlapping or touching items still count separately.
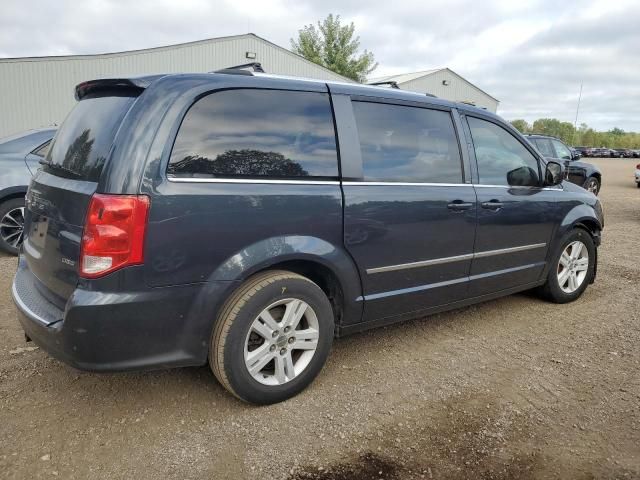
[447,201,474,211]
[481,200,503,210]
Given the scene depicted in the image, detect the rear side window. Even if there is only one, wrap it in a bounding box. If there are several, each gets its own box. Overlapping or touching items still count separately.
[551,139,572,160]
[45,94,136,181]
[468,117,540,187]
[352,101,462,183]
[532,138,554,157]
[168,89,338,179]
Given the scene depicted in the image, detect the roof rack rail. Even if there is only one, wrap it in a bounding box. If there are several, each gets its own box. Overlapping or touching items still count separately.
[425,93,436,98]
[212,62,265,75]
[368,80,400,89]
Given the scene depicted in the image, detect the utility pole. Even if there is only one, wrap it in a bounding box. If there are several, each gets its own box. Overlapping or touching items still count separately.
[573,82,583,145]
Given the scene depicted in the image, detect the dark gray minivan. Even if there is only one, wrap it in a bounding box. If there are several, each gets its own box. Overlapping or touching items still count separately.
[13,71,604,404]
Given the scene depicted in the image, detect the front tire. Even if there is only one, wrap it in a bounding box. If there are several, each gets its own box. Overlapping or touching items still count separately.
[538,229,596,304]
[210,270,334,404]
[0,197,26,255]
[583,176,600,195]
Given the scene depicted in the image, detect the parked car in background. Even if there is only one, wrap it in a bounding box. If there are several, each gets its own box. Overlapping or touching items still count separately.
[569,147,582,159]
[526,134,602,194]
[635,162,640,188]
[615,149,634,158]
[12,72,604,404]
[573,146,589,157]
[607,149,623,158]
[632,150,640,158]
[0,128,56,254]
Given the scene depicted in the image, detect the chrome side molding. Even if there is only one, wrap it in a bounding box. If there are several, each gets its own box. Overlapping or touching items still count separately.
[366,243,547,274]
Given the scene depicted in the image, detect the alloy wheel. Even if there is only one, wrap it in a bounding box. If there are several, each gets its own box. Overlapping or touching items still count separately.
[557,241,589,294]
[244,298,320,386]
[0,207,25,249]
[585,178,599,194]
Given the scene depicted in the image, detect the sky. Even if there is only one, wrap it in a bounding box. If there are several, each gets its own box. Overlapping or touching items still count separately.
[2,0,639,131]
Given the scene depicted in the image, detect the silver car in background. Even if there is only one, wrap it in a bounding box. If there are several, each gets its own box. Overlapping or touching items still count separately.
[0,128,56,254]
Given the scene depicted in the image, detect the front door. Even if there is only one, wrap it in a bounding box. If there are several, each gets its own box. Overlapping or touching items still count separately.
[464,115,560,297]
[342,99,477,322]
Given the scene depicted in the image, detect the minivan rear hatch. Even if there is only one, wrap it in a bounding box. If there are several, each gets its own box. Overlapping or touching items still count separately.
[23,82,141,304]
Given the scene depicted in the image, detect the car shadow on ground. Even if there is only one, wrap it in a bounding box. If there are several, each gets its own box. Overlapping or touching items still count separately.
[31,290,544,409]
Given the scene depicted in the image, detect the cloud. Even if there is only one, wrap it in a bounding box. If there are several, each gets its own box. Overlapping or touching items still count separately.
[0,0,638,130]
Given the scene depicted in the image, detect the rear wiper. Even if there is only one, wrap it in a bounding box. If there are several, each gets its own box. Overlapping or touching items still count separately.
[38,160,83,179]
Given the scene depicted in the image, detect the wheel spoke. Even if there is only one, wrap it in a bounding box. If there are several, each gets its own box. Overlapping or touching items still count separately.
[558,268,571,287]
[251,320,273,340]
[274,353,294,384]
[282,299,307,330]
[259,309,280,330]
[294,328,319,341]
[574,258,589,271]
[568,272,578,292]
[559,252,571,268]
[1,218,19,227]
[570,242,583,259]
[291,338,318,351]
[246,342,271,367]
[247,349,275,376]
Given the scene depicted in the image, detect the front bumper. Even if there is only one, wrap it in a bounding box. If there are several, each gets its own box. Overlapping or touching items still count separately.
[12,258,231,372]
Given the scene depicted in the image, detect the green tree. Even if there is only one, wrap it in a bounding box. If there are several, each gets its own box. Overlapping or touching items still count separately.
[510,119,530,133]
[291,14,377,83]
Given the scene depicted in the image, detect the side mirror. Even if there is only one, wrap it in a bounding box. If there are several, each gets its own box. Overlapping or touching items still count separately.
[571,151,581,160]
[544,160,564,186]
[507,166,539,187]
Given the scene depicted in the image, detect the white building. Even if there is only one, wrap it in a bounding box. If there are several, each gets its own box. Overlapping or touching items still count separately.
[369,68,499,112]
[0,33,351,138]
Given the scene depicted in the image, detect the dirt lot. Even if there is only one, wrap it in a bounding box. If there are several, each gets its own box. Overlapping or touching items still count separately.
[1,158,639,479]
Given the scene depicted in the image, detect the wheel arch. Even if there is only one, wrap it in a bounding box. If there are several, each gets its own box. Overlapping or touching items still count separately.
[0,186,28,205]
[202,235,364,328]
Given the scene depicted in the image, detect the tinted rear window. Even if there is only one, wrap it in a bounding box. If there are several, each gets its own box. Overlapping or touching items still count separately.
[168,89,338,179]
[44,94,136,181]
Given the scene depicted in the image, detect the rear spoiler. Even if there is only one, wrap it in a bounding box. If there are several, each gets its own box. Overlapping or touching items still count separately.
[74,76,164,101]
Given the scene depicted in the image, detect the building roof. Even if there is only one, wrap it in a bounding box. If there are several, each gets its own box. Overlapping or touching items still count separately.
[368,67,499,103]
[0,33,352,82]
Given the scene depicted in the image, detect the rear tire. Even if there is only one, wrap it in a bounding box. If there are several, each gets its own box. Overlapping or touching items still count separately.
[0,197,26,255]
[210,270,334,404]
[538,229,596,304]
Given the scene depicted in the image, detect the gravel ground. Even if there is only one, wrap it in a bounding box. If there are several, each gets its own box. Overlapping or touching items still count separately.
[1,158,639,480]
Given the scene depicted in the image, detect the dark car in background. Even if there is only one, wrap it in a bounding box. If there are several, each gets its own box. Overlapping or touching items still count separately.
[614,149,634,158]
[573,146,589,157]
[12,72,604,404]
[0,128,56,254]
[526,134,602,194]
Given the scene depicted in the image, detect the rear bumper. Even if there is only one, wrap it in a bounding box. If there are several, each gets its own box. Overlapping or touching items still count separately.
[12,258,234,372]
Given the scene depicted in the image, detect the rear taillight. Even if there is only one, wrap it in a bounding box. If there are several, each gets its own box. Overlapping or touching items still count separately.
[80,194,150,278]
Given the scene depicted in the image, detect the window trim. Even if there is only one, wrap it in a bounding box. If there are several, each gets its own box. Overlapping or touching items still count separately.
[350,98,467,185]
[165,87,340,181]
[464,114,544,188]
[30,140,52,158]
